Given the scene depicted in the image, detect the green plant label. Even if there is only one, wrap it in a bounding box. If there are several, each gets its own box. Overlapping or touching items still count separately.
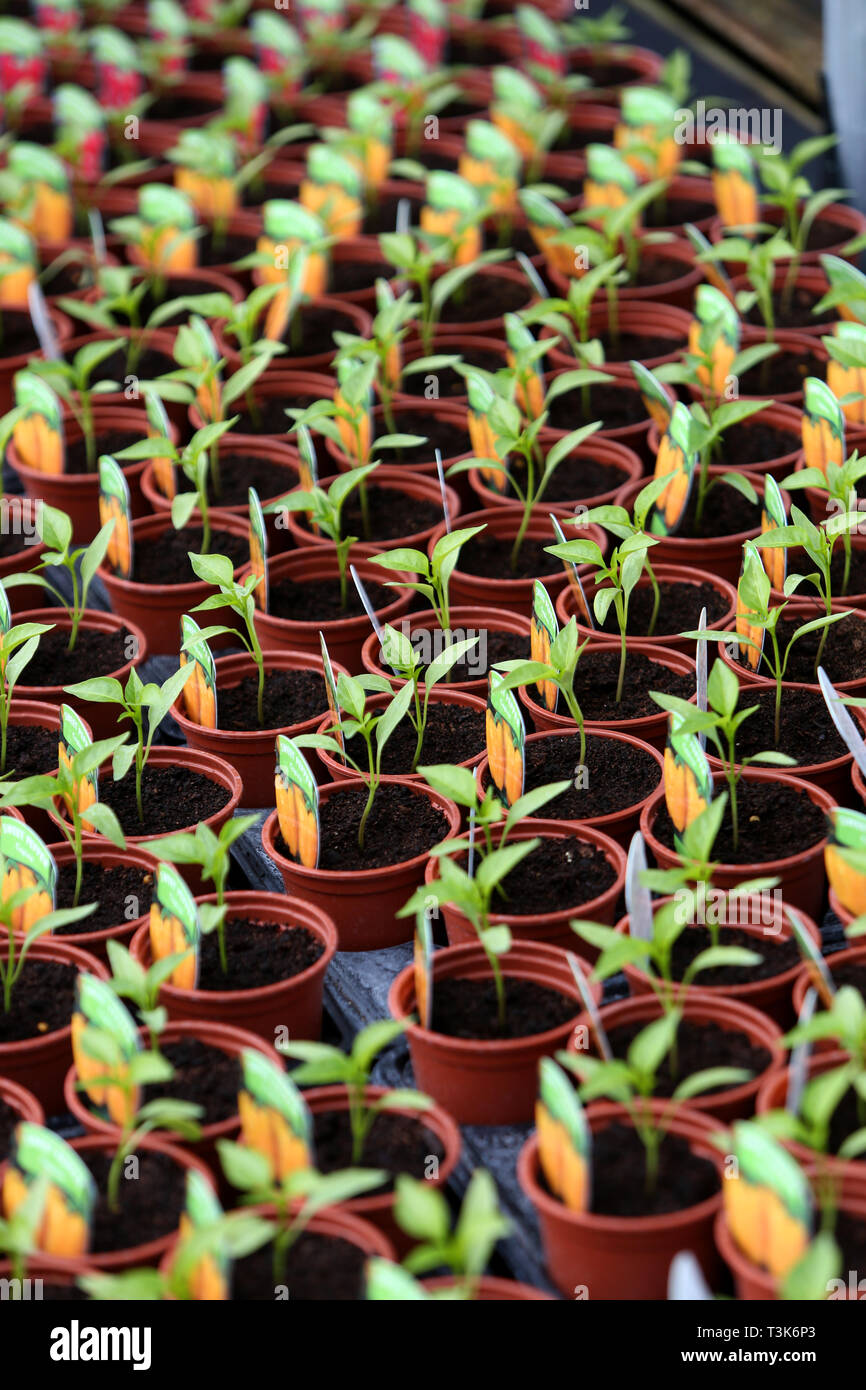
[98,453,133,580]
[536,1057,590,1213]
[630,360,674,433]
[664,712,713,838]
[144,391,176,500]
[620,85,676,129]
[296,421,319,496]
[735,542,766,673]
[238,1048,313,1178]
[59,702,98,822]
[586,144,637,195]
[54,83,104,135]
[487,669,525,808]
[307,144,362,197]
[822,255,866,325]
[275,734,319,869]
[149,861,200,990]
[760,474,788,590]
[319,631,345,764]
[248,486,269,615]
[175,1169,230,1300]
[694,282,740,348]
[648,401,697,537]
[725,1120,812,1278]
[802,376,846,473]
[0,815,56,927]
[414,906,434,1030]
[3,1122,96,1257]
[263,199,323,246]
[12,368,65,475]
[787,904,836,1008]
[0,583,9,637]
[139,182,195,231]
[71,973,141,1127]
[0,216,36,267]
[530,579,559,714]
[683,221,734,295]
[180,614,218,730]
[825,805,866,923]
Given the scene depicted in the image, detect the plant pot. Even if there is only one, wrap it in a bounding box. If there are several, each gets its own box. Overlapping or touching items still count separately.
[0,1075,45,1147]
[52,328,181,421]
[714,1186,866,1300]
[719,602,866,698]
[0,937,108,1114]
[641,766,836,919]
[0,1255,100,1295]
[412,261,536,343]
[130,890,337,1042]
[426,505,608,617]
[0,305,72,413]
[733,327,828,408]
[12,608,148,739]
[217,294,372,374]
[170,647,349,806]
[286,465,462,557]
[4,699,89,842]
[519,641,696,751]
[791,944,866,1041]
[133,73,225,156]
[755,1049,866,1186]
[640,174,716,237]
[97,509,251,655]
[467,434,643,513]
[518,1099,723,1299]
[539,371,653,460]
[647,401,802,484]
[314,688,488,783]
[302,1085,461,1256]
[545,297,692,378]
[556,563,738,656]
[188,370,336,446]
[477,726,664,848]
[250,548,413,672]
[568,989,784,1123]
[360,604,533,698]
[0,533,47,614]
[566,42,664,102]
[388,939,590,1124]
[423,1273,556,1299]
[427,819,627,952]
[711,200,866,269]
[262,776,461,952]
[617,894,823,1028]
[390,333,510,410]
[730,263,833,339]
[30,839,159,964]
[324,399,472,486]
[549,237,701,310]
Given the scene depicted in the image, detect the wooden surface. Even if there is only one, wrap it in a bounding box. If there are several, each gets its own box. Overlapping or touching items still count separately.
[659,0,823,106]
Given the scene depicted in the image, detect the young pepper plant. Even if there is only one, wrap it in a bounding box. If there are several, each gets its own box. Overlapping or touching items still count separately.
[27,338,123,471]
[0,619,53,774]
[375,623,481,771]
[185,551,268,727]
[4,503,115,654]
[0,872,95,1012]
[266,466,379,606]
[115,417,239,553]
[369,526,486,634]
[490,618,591,763]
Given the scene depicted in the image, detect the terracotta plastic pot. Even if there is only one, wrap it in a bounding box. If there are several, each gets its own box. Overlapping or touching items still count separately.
[12,608,148,739]
[791,944,866,1042]
[796,457,866,535]
[30,840,159,964]
[390,333,509,410]
[427,819,626,953]
[647,402,802,484]
[718,602,866,698]
[545,298,692,378]
[130,891,337,1042]
[477,727,664,848]
[170,647,348,806]
[714,1189,866,1300]
[5,699,88,842]
[218,294,372,374]
[730,263,832,339]
[412,261,536,342]
[286,465,462,557]
[302,1085,461,1256]
[0,305,72,413]
[423,1274,556,1299]
[555,563,738,656]
[360,604,532,698]
[640,174,716,237]
[315,688,488,783]
[324,399,471,484]
[519,641,695,751]
[566,42,664,102]
[617,894,822,1028]
[0,534,47,614]
[0,1075,45,1137]
[568,989,784,1123]
[518,1099,723,1299]
[641,766,836,919]
[734,327,828,408]
[97,509,250,655]
[467,434,643,513]
[250,548,413,672]
[133,73,224,155]
[388,939,589,1124]
[0,937,107,1114]
[711,201,866,269]
[0,1255,100,1295]
[426,505,607,618]
[262,776,460,952]
[53,328,180,419]
[188,370,336,447]
[755,1049,866,1186]
[550,237,701,310]
[539,372,652,460]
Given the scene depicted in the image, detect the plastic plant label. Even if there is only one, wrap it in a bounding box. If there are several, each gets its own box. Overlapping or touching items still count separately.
[760,474,788,590]
[801,376,846,477]
[98,454,133,580]
[648,402,697,537]
[464,368,508,495]
[550,512,594,627]
[711,136,758,231]
[0,216,36,308]
[176,1169,229,1301]
[59,702,97,826]
[735,541,767,673]
[486,669,525,809]
[149,862,200,990]
[630,360,674,433]
[11,369,64,475]
[825,805,866,921]
[724,1120,812,1278]
[0,816,56,933]
[275,734,319,869]
[787,905,835,1010]
[535,1058,591,1214]
[689,283,740,396]
[530,579,559,714]
[27,280,60,360]
[683,221,735,296]
[625,831,654,944]
[818,666,866,781]
[506,313,545,417]
[664,712,713,837]
[248,486,269,615]
[319,631,345,764]
[2,1123,95,1257]
[238,1049,313,1180]
[414,906,434,1031]
[0,583,9,638]
[145,391,176,500]
[296,422,320,499]
[71,973,141,1127]
[180,614,217,730]
[585,143,638,209]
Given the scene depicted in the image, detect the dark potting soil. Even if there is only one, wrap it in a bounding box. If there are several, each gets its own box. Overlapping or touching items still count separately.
[652,778,826,864]
[218,668,329,732]
[399,349,505,400]
[144,1037,242,1127]
[338,701,485,773]
[233,393,322,435]
[369,410,470,464]
[279,782,450,872]
[278,304,359,359]
[738,349,825,398]
[664,925,801,985]
[460,834,617,915]
[83,1149,187,1255]
[571,56,650,87]
[436,274,532,324]
[144,92,220,121]
[678,478,762,539]
[268,572,395,623]
[721,420,800,466]
[522,732,661,819]
[593,579,728,638]
[828,1083,866,1158]
[1,724,61,777]
[36,1283,89,1301]
[98,764,230,837]
[631,255,693,289]
[574,649,693,721]
[231,1231,367,1300]
[0,1096,18,1159]
[0,310,43,358]
[555,122,615,154]
[595,328,685,362]
[606,1018,771,1096]
[375,625,529,683]
[294,485,443,543]
[21,625,131,688]
[507,453,628,505]
[92,346,175,381]
[829,960,866,998]
[644,196,715,228]
[835,1208,866,1282]
[362,194,424,236]
[744,287,835,331]
[545,381,648,431]
[0,958,77,1043]
[736,611,866,686]
[132,525,249,585]
[430,976,577,1040]
[65,430,143,478]
[198,231,256,267]
[788,544,866,597]
[195,918,324,991]
[586,1123,719,1218]
[185,452,298,508]
[312,1109,445,1193]
[0,529,31,560]
[55,861,155,934]
[457,529,562,581]
[329,256,395,295]
[731,686,847,766]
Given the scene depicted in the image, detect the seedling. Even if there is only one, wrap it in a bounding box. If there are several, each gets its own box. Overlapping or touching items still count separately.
[696,230,796,343]
[490,617,591,763]
[757,1050,864,1161]
[375,622,480,770]
[376,229,507,354]
[578,472,674,637]
[185,551,269,725]
[101,938,191,1051]
[331,282,444,435]
[0,616,53,774]
[115,417,239,552]
[0,874,93,1013]
[3,503,114,653]
[369,525,486,634]
[783,450,866,597]
[26,338,122,471]
[379,1168,511,1300]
